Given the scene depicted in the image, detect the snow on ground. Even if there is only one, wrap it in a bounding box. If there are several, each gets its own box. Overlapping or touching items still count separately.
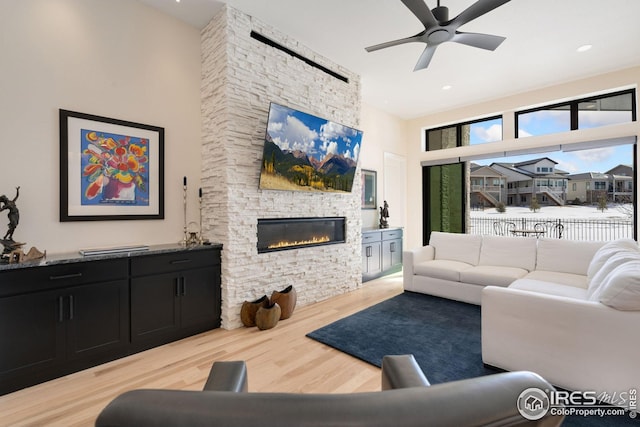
[471,204,632,220]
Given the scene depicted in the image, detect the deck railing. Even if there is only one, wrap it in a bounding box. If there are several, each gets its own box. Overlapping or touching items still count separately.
[470,217,634,241]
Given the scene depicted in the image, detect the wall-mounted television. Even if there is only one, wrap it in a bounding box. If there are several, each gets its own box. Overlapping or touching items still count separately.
[259,103,363,193]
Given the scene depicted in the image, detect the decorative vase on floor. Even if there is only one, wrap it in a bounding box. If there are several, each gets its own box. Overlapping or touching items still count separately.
[270,285,297,320]
[255,302,281,330]
[240,295,269,327]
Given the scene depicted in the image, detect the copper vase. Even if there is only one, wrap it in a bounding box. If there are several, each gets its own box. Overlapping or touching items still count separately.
[270,285,297,320]
[240,295,269,327]
[255,302,281,330]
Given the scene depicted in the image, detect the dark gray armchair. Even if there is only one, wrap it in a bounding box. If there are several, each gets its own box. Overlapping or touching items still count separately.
[95,355,563,427]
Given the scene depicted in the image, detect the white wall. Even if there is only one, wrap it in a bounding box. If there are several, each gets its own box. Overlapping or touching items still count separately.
[403,66,640,250]
[360,104,408,229]
[0,0,203,253]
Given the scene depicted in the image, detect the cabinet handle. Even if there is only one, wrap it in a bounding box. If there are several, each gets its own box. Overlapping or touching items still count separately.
[58,297,64,323]
[68,295,74,321]
[170,259,192,265]
[175,278,181,297]
[49,273,82,281]
[390,242,396,253]
[366,246,371,258]
[181,277,187,296]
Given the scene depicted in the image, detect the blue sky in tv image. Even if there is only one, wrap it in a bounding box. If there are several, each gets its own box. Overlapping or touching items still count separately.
[266,103,362,163]
[470,110,633,174]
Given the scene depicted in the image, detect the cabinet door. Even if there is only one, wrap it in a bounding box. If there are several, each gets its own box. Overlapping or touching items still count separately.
[66,280,129,360]
[180,266,221,331]
[0,290,65,380]
[131,273,180,343]
[382,239,402,271]
[362,242,382,275]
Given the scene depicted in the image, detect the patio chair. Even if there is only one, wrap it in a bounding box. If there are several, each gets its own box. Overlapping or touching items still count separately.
[493,221,516,236]
[533,221,564,239]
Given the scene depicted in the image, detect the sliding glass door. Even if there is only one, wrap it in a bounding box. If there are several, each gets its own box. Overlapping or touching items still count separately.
[422,163,465,245]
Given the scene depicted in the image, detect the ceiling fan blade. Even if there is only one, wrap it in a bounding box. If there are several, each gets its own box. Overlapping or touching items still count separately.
[414,45,437,71]
[450,0,510,29]
[401,0,438,29]
[452,31,506,51]
[365,34,423,52]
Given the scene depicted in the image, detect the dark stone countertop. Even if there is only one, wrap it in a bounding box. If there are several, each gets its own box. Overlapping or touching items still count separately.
[362,226,403,233]
[0,242,223,272]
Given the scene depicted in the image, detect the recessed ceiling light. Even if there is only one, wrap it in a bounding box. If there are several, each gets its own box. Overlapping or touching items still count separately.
[442,85,452,91]
[576,44,592,53]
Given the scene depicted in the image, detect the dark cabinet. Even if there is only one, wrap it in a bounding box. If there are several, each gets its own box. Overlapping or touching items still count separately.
[131,249,221,349]
[362,231,382,280]
[0,259,129,394]
[0,245,221,396]
[382,229,403,271]
[362,228,403,282]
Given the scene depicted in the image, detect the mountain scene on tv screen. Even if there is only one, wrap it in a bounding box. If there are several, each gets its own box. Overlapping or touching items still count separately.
[260,103,362,193]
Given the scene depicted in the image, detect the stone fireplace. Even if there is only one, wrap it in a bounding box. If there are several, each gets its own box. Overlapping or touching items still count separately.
[257,217,346,253]
[201,5,362,329]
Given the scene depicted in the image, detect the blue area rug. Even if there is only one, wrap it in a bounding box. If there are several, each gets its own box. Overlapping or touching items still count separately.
[307,291,638,426]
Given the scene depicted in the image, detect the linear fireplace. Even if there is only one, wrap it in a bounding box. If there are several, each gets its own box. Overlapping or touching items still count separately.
[257,217,346,253]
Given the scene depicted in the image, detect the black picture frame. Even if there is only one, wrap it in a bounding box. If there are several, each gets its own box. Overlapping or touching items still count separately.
[362,169,377,210]
[59,109,164,221]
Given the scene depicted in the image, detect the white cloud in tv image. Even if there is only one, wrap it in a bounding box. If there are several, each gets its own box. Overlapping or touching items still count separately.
[260,103,363,193]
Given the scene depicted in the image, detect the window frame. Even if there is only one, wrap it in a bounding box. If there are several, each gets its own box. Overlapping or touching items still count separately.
[425,115,503,151]
[515,89,636,138]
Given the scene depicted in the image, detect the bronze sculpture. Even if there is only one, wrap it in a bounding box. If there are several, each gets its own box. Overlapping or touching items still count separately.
[0,186,20,241]
[379,200,389,229]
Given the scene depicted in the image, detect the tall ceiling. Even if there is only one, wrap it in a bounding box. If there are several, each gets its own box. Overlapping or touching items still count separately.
[139,0,640,119]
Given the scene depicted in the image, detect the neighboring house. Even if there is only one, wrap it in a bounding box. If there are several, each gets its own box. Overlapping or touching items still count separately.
[490,158,569,206]
[566,172,609,204]
[567,165,633,204]
[470,164,507,208]
[605,165,634,203]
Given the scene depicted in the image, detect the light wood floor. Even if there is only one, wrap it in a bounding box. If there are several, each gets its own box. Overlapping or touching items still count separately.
[0,273,403,427]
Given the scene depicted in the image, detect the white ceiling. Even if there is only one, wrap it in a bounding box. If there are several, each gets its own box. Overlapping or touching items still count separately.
[139,0,640,119]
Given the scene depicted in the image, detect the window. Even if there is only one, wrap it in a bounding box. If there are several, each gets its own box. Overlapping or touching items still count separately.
[572,183,577,191]
[516,89,636,138]
[594,181,607,190]
[426,116,502,151]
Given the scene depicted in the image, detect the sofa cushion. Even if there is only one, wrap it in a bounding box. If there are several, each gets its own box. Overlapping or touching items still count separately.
[587,250,640,298]
[414,260,473,282]
[535,238,604,276]
[478,235,537,271]
[524,270,587,289]
[591,260,640,310]
[429,232,482,266]
[587,239,639,285]
[510,279,589,300]
[460,266,528,287]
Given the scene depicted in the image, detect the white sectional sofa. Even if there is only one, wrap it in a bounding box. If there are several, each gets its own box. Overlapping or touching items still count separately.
[403,232,640,404]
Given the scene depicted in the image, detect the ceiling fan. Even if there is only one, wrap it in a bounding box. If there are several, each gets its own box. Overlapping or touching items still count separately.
[365,0,510,71]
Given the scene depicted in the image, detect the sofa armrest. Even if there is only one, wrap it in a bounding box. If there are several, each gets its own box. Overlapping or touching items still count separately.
[381,355,430,390]
[403,246,435,292]
[203,361,248,392]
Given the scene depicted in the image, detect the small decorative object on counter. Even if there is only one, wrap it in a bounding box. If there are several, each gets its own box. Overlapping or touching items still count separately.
[379,200,389,229]
[0,186,45,264]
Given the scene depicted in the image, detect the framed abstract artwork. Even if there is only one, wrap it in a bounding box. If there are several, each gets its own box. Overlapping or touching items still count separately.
[59,109,164,221]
